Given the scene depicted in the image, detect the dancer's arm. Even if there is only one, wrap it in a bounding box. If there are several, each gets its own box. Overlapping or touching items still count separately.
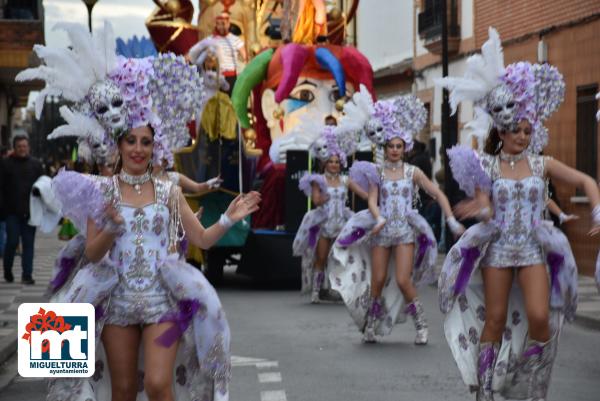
[546,199,579,225]
[178,174,222,194]
[180,191,261,249]
[546,158,600,234]
[311,182,328,206]
[84,205,123,263]
[368,184,385,235]
[413,168,464,235]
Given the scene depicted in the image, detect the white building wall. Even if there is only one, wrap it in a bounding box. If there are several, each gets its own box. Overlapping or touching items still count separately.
[356,0,413,72]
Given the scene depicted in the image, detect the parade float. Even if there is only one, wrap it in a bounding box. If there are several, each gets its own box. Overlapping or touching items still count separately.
[145,0,373,283]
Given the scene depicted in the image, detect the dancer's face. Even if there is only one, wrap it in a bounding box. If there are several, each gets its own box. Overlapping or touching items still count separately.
[119,126,154,175]
[499,119,531,155]
[325,155,341,174]
[385,138,404,162]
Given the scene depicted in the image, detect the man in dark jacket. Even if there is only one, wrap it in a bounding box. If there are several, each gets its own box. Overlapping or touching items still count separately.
[2,135,43,284]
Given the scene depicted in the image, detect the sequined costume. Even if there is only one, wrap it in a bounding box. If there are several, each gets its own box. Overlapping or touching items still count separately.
[440,150,578,400]
[328,161,437,337]
[48,171,231,401]
[293,173,353,294]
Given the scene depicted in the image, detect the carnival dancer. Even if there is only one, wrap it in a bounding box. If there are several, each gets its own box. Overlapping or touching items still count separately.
[329,91,464,344]
[17,22,261,401]
[437,27,600,401]
[293,123,366,303]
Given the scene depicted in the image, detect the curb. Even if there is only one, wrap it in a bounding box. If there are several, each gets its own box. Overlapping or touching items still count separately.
[574,313,600,331]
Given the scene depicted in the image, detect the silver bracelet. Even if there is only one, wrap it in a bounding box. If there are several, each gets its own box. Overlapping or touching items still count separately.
[446,216,463,235]
[218,213,234,229]
[592,205,600,225]
[478,206,491,221]
[104,219,124,235]
[558,212,567,225]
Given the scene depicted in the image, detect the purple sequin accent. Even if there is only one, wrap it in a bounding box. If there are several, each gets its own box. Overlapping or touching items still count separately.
[156,299,202,347]
[453,247,481,296]
[337,227,366,246]
[49,257,77,292]
[523,344,543,358]
[547,251,564,296]
[415,233,434,269]
[405,302,417,316]
[370,299,383,318]
[95,304,105,320]
[308,225,321,248]
[478,345,496,376]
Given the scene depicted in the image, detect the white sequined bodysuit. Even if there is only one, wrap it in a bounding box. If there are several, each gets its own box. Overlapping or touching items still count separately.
[373,164,416,247]
[482,155,546,268]
[106,177,174,325]
[320,177,350,238]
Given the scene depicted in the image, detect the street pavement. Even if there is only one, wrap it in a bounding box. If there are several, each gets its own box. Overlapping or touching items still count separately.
[0,233,599,401]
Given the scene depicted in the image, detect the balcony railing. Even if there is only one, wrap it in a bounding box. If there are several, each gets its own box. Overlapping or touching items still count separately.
[418,0,460,54]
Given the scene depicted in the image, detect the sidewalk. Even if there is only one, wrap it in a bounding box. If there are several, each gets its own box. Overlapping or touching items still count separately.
[0,231,58,368]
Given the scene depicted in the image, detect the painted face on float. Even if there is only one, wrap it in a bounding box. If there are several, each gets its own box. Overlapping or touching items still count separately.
[486,84,517,131]
[262,78,352,143]
[88,80,128,136]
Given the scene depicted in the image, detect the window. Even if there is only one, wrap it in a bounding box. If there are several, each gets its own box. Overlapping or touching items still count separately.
[576,84,598,181]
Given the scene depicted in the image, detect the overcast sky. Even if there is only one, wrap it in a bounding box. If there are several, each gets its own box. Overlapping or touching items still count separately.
[44,0,191,47]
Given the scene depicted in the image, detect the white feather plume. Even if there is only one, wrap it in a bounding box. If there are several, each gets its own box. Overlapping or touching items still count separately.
[436,27,506,112]
[48,106,105,142]
[17,22,117,118]
[465,107,493,151]
[341,84,374,132]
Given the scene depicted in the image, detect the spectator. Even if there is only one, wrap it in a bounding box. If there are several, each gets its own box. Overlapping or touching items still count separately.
[0,146,7,257]
[2,135,43,284]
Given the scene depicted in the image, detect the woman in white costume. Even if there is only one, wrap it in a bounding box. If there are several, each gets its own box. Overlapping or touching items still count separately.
[437,27,600,401]
[293,124,366,303]
[329,92,464,343]
[18,22,260,401]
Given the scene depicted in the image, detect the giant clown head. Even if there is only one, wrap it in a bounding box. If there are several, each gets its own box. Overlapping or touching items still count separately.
[232,43,374,171]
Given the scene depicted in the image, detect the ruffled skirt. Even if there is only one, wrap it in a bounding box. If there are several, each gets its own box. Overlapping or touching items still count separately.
[293,207,353,294]
[329,210,437,336]
[438,221,577,399]
[47,243,231,401]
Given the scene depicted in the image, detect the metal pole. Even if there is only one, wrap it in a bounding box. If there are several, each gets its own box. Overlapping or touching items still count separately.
[440,0,459,249]
[86,4,93,32]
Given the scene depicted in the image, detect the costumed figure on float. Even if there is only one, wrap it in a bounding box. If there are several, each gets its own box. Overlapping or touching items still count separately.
[329,88,465,343]
[292,121,366,303]
[17,22,261,401]
[437,27,600,401]
[231,40,373,228]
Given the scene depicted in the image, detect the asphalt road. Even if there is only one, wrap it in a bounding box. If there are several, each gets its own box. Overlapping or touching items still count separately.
[1,275,599,401]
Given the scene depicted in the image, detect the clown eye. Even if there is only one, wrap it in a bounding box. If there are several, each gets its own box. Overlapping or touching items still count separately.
[96,105,109,114]
[93,143,101,148]
[112,98,123,108]
[377,127,383,132]
[492,106,503,113]
[506,102,515,109]
[289,89,314,103]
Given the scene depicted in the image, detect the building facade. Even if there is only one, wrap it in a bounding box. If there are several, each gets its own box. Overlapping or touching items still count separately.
[414,0,600,275]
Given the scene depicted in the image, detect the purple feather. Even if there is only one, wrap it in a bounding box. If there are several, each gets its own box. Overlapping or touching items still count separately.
[156,299,202,347]
[308,225,321,248]
[478,344,496,376]
[337,227,366,246]
[49,256,77,292]
[447,146,491,197]
[547,251,564,296]
[298,173,328,197]
[453,247,481,296]
[415,233,434,269]
[349,161,379,193]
